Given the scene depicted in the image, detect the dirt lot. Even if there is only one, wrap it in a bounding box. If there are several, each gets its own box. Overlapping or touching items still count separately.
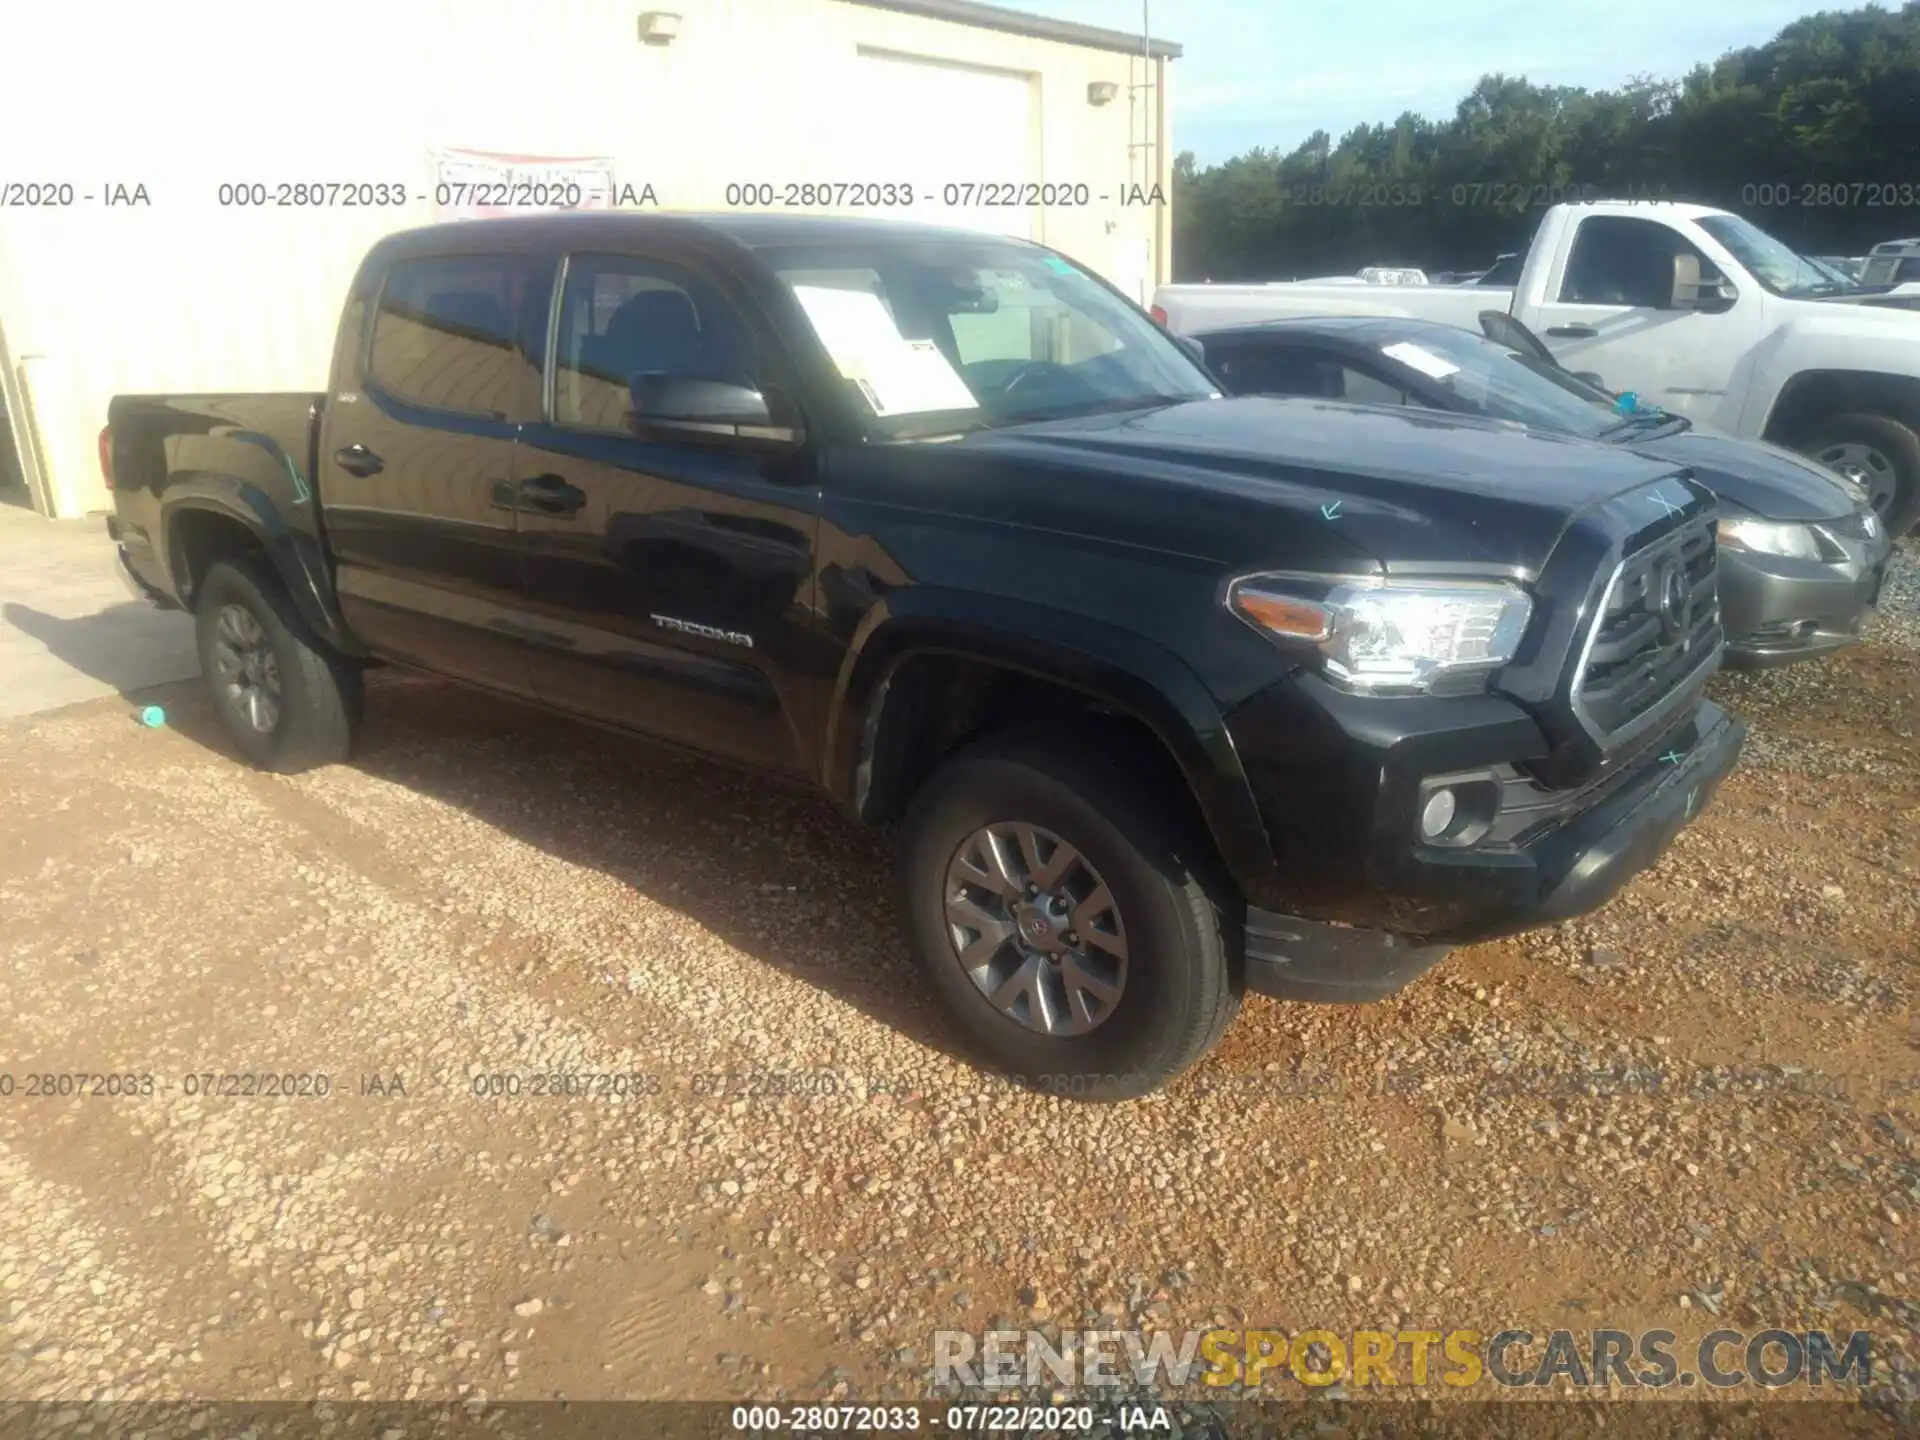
[1,547,1915,1430]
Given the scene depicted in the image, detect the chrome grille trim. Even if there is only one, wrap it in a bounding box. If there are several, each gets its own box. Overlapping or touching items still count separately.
[1569,512,1723,749]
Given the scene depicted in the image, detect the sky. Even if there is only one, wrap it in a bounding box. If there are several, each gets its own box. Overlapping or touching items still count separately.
[998,0,1838,166]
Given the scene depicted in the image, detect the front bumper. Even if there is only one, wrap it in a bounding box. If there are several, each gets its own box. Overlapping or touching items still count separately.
[1719,529,1890,669]
[1241,700,1746,1003]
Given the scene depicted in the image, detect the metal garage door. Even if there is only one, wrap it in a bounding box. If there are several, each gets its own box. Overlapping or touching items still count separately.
[849,50,1038,240]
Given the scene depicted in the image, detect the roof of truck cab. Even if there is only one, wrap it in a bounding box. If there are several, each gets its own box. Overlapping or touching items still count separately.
[1567,199,1725,219]
[368,210,1051,255]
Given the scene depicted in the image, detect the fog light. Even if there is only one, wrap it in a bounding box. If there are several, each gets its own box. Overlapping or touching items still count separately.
[1420,787,1458,839]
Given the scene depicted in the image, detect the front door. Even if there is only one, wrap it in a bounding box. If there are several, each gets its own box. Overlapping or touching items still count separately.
[324,250,546,696]
[511,247,821,775]
[1526,214,1764,426]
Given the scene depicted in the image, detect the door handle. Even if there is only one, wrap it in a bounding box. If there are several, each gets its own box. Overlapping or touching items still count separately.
[1545,324,1599,339]
[517,473,587,516]
[333,443,385,477]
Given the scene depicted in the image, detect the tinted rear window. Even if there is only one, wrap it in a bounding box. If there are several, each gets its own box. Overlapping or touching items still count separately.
[368,256,528,418]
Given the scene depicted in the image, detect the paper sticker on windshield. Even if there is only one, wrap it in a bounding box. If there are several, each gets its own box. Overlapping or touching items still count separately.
[792,285,979,416]
[1381,341,1461,380]
[1043,256,1076,275]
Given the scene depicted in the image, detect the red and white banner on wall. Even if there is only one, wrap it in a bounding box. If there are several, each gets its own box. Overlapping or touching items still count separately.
[429,149,620,220]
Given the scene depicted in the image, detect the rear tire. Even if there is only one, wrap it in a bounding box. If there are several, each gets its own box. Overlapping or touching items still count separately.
[898,732,1240,1100]
[194,559,360,773]
[1798,413,1920,536]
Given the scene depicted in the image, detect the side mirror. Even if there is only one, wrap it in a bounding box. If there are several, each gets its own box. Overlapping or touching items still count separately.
[627,374,801,445]
[1670,253,1737,313]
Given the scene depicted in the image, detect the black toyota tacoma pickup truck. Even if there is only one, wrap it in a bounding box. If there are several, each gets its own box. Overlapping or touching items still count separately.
[105,212,1746,1097]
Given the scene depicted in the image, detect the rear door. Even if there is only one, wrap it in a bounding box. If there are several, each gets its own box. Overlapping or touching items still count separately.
[509,243,822,775]
[323,248,548,695]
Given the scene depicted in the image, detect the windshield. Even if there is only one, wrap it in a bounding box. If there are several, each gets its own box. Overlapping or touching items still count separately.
[1372,326,1626,438]
[1696,214,1855,297]
[764,239,1218,436]
[1809,255,1871,286]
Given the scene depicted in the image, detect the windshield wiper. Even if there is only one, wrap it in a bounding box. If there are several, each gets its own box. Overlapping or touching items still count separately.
[1601,410,1689,438]
[989,395,1190,427]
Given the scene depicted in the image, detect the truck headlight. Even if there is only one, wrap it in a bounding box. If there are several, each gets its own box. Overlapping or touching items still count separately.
[1227,574,1533,695]
[1717,517,1824,560]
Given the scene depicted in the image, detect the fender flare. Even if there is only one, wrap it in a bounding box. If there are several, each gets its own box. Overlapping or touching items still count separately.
[1758,367,1920,442]
[826,586,1276,894]
[160,477,362,655]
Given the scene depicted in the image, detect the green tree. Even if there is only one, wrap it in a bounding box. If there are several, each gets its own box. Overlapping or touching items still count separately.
[1170,2,1920,279]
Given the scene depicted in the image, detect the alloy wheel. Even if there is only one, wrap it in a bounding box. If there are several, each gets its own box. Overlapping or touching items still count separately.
[942,821,1128,1036]
[210,603,283,733]
[1813,440,1900,522]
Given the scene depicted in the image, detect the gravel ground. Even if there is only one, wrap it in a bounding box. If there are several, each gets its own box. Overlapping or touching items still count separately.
[1868,538,1920,653]
[0,545,1915,1432]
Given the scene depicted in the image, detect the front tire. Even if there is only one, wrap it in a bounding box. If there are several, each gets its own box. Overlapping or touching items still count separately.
[898,733,1240,1100]
[194,559,360,773]
[1799,413,1920,536]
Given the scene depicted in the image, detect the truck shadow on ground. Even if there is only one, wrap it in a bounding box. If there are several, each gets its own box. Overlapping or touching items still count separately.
[1,600,198,703]
[123,664,985,1077]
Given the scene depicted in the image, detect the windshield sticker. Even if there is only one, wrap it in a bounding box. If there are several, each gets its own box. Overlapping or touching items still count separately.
[792,285,980,416]
[1381,341,1462,381]
[1043,256,1076,275]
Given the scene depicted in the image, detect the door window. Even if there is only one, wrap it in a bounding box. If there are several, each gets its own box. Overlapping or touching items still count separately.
[368,256,528,417]
[1210,347,1342,398]
[1211,347,1409,405]
[552,255,760,432]
[1557,217,1719,308]
[1339,366,1410,406]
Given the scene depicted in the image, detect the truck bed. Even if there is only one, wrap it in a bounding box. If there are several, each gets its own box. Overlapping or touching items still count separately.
[1156,281,1511,337]
[106,391,327,613]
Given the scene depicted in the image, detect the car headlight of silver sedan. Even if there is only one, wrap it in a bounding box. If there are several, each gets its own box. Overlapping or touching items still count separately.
[1717,516,1826,561]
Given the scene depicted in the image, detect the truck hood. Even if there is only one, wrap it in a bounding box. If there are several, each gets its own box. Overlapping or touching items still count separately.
[966,395,1692,575]
[1776,296,1920,330]
[1808,289,1920,312]
[1623,427,1856,521]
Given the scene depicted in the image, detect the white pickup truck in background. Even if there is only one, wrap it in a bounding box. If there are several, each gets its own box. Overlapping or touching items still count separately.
[1153,201,1920,533]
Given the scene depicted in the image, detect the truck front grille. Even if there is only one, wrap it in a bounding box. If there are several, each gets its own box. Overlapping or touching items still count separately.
[1570,514,1720,745]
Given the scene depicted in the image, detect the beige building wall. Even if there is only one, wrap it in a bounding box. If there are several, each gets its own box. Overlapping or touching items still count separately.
[0,0,1177,519]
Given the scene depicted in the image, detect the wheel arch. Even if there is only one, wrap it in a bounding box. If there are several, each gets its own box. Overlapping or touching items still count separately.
[826,588,1276,899]
[160,482,362,654]
[1760,368,1920,445]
